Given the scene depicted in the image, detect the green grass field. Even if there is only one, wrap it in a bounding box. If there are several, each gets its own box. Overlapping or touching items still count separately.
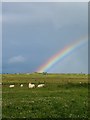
[2,73,89,119]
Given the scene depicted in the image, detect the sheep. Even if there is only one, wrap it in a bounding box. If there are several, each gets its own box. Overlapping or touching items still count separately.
[79,82,82,84]
[20,84,23,87]
[37,84,45,88]
[9,85,14,88]
[28,83,35,88]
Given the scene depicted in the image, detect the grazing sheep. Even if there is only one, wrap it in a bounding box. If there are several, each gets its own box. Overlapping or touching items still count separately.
[28,83,35,88]
[9,85,14,88]
[20,84,23,87]
[37,84,45,88]
[79,82,82,84]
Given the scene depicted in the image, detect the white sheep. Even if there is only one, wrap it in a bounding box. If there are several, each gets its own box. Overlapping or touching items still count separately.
[79,82,82,84]
[28,83,35,88]
[37,84,45,88]
[20,84,23,87]
[9,85,14,88]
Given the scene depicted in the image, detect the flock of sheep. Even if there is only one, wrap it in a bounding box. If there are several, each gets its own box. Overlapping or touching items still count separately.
[1,81,83,88]
[9,83,45,88]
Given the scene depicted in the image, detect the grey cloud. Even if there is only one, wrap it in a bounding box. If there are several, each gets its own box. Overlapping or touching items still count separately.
[2,2,88,73]
[2,0,89,3]
[8,55,26,64]
[3,3,88,29]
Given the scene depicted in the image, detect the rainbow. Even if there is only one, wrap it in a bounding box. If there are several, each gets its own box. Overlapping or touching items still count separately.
[36,36,88,73]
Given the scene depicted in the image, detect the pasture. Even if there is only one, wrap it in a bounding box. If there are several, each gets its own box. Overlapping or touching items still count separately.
[2,73,89,119]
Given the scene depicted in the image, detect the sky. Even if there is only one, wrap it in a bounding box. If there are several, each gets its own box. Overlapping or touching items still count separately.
[0,2,2,73]
[1,0,89,2]
[2,2,88,73]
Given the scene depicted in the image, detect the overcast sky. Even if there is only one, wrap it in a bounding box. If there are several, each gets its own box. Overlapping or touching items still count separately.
[2,2,88,73]
[0,2,2,73]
